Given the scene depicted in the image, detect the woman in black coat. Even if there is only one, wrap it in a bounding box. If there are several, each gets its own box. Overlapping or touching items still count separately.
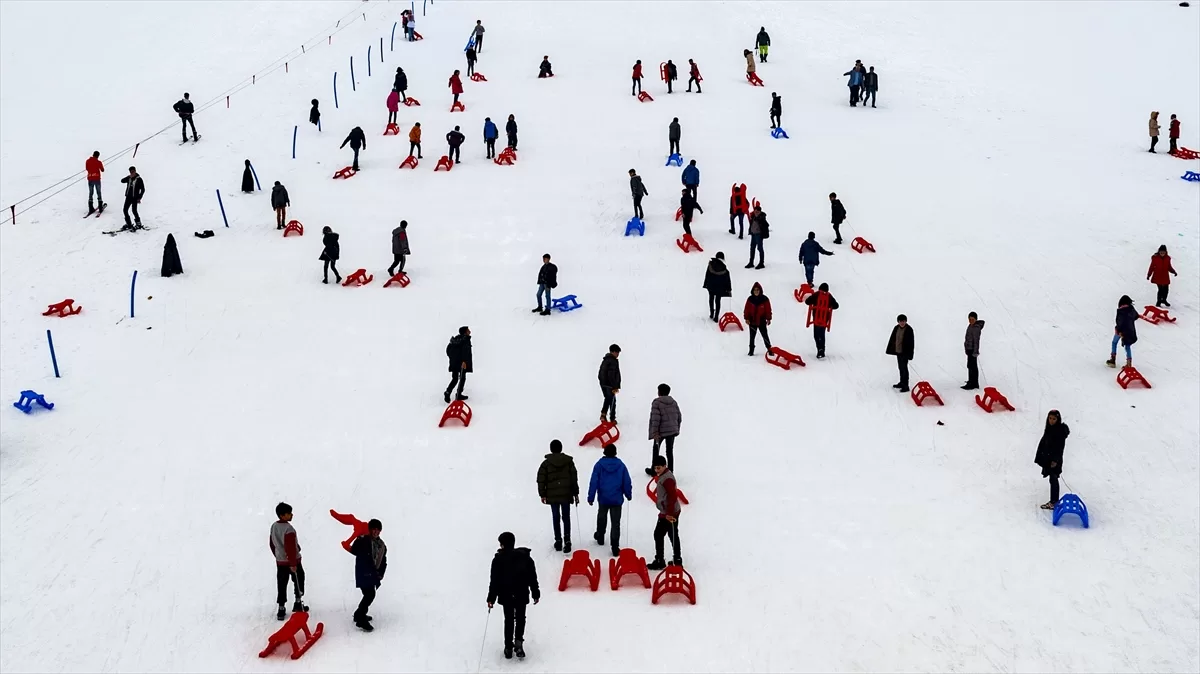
[241,159,255,193]
[319,225,341,284]
[309,99,320,128]
[703,251,732,322]
[1033,409,1070,509]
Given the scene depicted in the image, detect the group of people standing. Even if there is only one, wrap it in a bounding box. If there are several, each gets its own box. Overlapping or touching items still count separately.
[1148,111,1183,154]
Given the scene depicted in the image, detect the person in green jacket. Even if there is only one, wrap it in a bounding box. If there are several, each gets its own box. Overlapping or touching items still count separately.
[536,440,579,553]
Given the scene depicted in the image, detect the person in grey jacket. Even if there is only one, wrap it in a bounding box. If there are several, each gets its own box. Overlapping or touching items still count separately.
[388,221,410,277]
[963,312,985,390]
[644,383,682,476]
[269,502,306,620]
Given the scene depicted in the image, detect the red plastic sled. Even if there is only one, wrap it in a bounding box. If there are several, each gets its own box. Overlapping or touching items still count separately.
[383,272,410,288]
[718,312,743,331]
[651,565,696,605]
[494,148,516,165]
[403,97,421,107]
[806,293,833,330]
[579,421,619,447]
[341,269,373,286]
[283,220,304,237]
[676,233,703,253]
[850,237,876,253]
[383,122,400,136]
[332,166,357,179]
[411,31,423,40]
[43,299,81,317]
[439,400,472,427]
[450,101,466,112]
[559,550,601,591]
[399,156,419,169]
[638,91,654,102]
[794,283,815,303]
[1170,147,1199,160]
[1141,305,1176,324]
[1116,366,1151,389]
[674,206,683,221]
[910,381,944,406]
[747,73,764,86]
[258,612,323,660]
[765,346,805,370]
[470,72,487,82]
[609,549,651,590]
[330,510,369,552]
[434,156,453,171]
[974,386,1014,413]
[645,476,690,505]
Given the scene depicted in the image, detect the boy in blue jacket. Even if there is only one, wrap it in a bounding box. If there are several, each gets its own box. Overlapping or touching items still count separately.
[843,61,864,107]
[798,231,834,286]
[681,160,700,200]
[588,444,633,557]
[483,117,499,159]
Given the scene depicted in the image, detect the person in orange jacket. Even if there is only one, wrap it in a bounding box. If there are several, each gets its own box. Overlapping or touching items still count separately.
[632,60,643,96]
[1147,244,1178,307]
[449,70,464,105]
[85,151,105,215]
[408,122,422,159]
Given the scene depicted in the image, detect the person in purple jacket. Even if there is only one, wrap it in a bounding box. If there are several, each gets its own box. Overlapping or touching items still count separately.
[588,444,633,556]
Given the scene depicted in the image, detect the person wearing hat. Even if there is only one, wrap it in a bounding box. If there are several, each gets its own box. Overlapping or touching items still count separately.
[885,314,915,392]
[349,518,387,631]
[534,253,557,315]
[679,187,703,236]
[597,344,622,424]
[1033,410,1070,509]
[798,231,834,287]
[536,440,579,553]
[703,252,732,322]
[1147,245,1177,307]
[804,283,839,359]
[1107,295,1139,369]
[744,282,773,356]
[629,169,648,220]
[588,444,633,556]
[755,26,771,63]
[648,456,682,570]
[444,326,473,403]
[268,502,306,621]
[487,532,540,660]
[172,92,198,142]
[646,383,682,475]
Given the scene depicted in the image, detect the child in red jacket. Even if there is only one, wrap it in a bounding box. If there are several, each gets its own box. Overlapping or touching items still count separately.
[1147,244,1178,307]
[743,282,772,356]
[1169,114,1180,154]
[448,70,464,105]
[632,60,643,96]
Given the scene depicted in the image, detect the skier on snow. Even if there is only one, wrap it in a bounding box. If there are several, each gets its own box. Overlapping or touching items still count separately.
[120,165,145,229]
[173,92,199,142]
[1147,244,1177,307]
[85,151,105,215]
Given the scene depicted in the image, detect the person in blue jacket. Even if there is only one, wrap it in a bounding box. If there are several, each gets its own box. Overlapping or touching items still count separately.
[681,159,700,200]
[1107,295,1139,369]
[349,518,387,632]
[483,117,499,159]
[798,231,834,286]
[843,60,864,107]
[588,444,633,557]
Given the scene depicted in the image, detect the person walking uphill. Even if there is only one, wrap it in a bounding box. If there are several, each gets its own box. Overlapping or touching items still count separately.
[487,532,540,660]
[756,27,771,63]
[536,440,579,553]
[746,204,770,268]
[665,59,678,93]
[744,49,756,77]
[798,231,834,286]
[1107,295,1139,369]
[1169,114,1180,154]
[679,188,703,236]
[340,126,366,171]
[770,93,782,130]
[269,502,306,620]
[744,282,773,356]
[446,125,465,164]
[386,89,400,126]
[843,64,864,107]
[1033,410,1070,509]
[448,70,464,106]
[473,20,486,53]
[863,66,879,108]
[408,122,423,159]
[483,117,498,159]
[885,314,915,392]
[173,92,199,142]
[647,456,682,570]
[588,445,632,556]
[534,253,557,315]
[319,226,341,284]
[1147,245,1178,307]
[444,326,473,402]
[349,519,387,631]
[704,251,732,322]
[686,59,702,93]
[646,383,682,475]
[829,192,847,244]
[120,166,144,229]
[270,180,289,229]
[388,220,410,277]
[962,312,986,390]
[629,169,648,219]
[632,59,643,95]
[393,68,408,103]
[804,283,839,359]
[85,151,105,215]
[598,344,621,424]
[681,159,700,199]
[309,99,321,128]
[668,117,681,157]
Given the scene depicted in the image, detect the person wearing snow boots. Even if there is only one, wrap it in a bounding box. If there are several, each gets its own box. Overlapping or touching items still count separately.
[629,169,648,220]
[704,251,732,322]
[588,444,633,556]
[1108,295,1139,369]
[669,117,681,157]
[449,70,464,105]
[1033,410,1070,510]
[598,344,621,424]
[1169,114,1180,154]
[269,502,306,620]
[120,166,144,229]
[682,159,700,199]
[885,314,915,392]
[466,46,477,77]
[444,326,473,402]
[1148,111,1160,153]
[798,231,834,286]
[679,188,703,236]
[386,89,400,126]
[804,283,839,359]
[487,532,540,660]
[446,125,466,164]
[349,519,387,631]
[648,456,682,570]
[756,27,771,62]
[241,159,255,193]
[686,59,702,92]
[536,440,579,553]
[665,59,678,93]
[388,221,410,277]
[744,49,756,77]
[339,127,366,171]
[309,99,321,128]
[483,117,499,159]
[538,56,553,78]
[408,122,423,159]
[729,184,749,237]
[534,253,557,315]
[744,282,773,355]
[770,93,782,129]
[963,312,985,390]
[863,66,879,107]
[506,114,518,150]
[646,383,682,475]
[319,226,341,284]
[393,68,408,103]
[829,192,847,244]
[271,181,290,229]
[747,204,769,269]
[85,151,105,215]
[632,60,643,95]
[172,92,199,142]
[1147,245,1177,307]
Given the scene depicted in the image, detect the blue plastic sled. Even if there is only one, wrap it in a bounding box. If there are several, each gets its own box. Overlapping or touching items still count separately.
[13,390,54,414]
[771,127,789,139]
[665,153,684,167]
[625,217,645,236]
[1182,171,1200,182]
[551,295,583,313]
[1052,493,1089,528]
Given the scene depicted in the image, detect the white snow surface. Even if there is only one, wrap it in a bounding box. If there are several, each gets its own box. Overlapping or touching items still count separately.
[2,1,1199,672]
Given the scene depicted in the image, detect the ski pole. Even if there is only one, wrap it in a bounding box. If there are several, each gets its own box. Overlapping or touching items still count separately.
[475,607,492,673]
[574,502,582,548]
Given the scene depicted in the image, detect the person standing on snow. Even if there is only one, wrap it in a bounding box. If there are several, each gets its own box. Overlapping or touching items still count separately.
[746,204,769,269]
[393,68,408,103]
[386,89,400,126]
[444,326,473,403]
[309,99,321,128]
[1147,244,1177,307]
[349,519,387,632]
[536,439,579,553]
[405,11,416,41]
[483,117,498,159]
[446,125,466,164]
[798,231,834,286]
[829,192,847,244]
[408,122,423,159]
[681,159,700,199]
[646,383,682,475]
[505,114,518,150]
[172,92,199,142]
[598,344,621,425]
[1148,111,1161,153]
[270,180,289,229]
[487,532,540,661]
[1107,295,1139,369]
[120,165,145,229]
[473,20,486,52]
[85,151,105,215]
[1168,114,1180,154]
[744,49,756,77]
[466,46,477,77]
[805,283,839,359]
[269,502,306,621]
[588,444,633,556]
[319,225,341,284]
[534,253,557,315]
[863,66,879,108]
[703,251,732,322]
[241,159,255,193]
[632,60,643,95]
[1033,410,1070,510]
[388,220,410,277]
[668,117,682,157]
[538,55,553,78]
[770,93,782,129]
[885,314,915,392]
[448,70,464,106]
[744,282,773,355]
[843,63,864,107]
[665,59,678,93]
[679,188,703,236]
[339,126,366,171]
[963,311,985,390]
[647,456,682,570]
[629,169,648,220]
[756,27,771,63]
[729,184,749,238]
[686,59,702,93]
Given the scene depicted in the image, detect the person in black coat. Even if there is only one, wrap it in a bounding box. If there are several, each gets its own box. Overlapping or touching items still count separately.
[598,344,622,424]
[703,252,732,322]
[863,66,879,108]
[161,233,183,277]
[389,220,410,276]
[340,127,367,171]
[466,47,477,77]
[172,92,198,142]
[538,55,553,78]
[349,519,387,631]
[505,115,518,150]
[668,117,681,156]
[829,192,847,244]
[487,531,540,660]
[270,181,290,229]
[120,166,145,228]
[665,60,678,93]
[446,126,466,164]
[1033,410,1070,509]
[319,226,341,284]
[309,99,320,128]
[241,159,255,193]
[1108,295,1139,369]
[393,68,408,102]
[535,253,558,315]
[885,314,915,392]
[629,169,648,219]
[679,189,703,236]
[804,283,839,358]
[444,326,473,403]
[770,93,782,129]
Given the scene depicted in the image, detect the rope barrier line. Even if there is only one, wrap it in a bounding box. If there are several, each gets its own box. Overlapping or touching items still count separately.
[3,3,376,225]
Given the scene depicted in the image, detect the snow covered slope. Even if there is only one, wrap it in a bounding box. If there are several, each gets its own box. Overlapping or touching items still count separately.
[1,1,1198,671]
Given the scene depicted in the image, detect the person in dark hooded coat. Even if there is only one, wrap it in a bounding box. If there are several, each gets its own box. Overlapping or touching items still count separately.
[271,181,290,229]
[536,439,579,553]
[1033,410,1070,509]
[703,252,732,322]
[487,531,540,660]
[309,99,320,128]
[388,221,410,276]
[161,233,183,277]
[444,326,473,403]
[319,225,341,284]
[393,68,408,102]
[743,282,772,355]
[349,518,387,631]
[1108,295,1139,369]
[241,159,255,193]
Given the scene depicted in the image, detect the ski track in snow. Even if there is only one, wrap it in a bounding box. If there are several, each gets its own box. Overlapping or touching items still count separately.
[2,1,1199,672]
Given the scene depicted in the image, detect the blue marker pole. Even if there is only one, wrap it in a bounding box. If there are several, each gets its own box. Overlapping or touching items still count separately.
[216,190,229,227]
[350,57,356,91]
[292,125,298,159]
[46,329,60,378]
[423,0,426,16]
[380,37,384,61]
[130,270,138,318]
[391,22,397,51]
[367,46,372,77]
[333,72,339,109]
[248,161,261,190]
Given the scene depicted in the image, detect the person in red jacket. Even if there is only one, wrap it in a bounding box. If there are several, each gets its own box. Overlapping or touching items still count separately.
[729,184,749,238]
[1169,114,1180,154]
[744,282,772,356]
[1147,244,1178,307]
[632,60,643,96]
[85,151,105,215]
[449,70,464,106]
[686,59,702,93]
